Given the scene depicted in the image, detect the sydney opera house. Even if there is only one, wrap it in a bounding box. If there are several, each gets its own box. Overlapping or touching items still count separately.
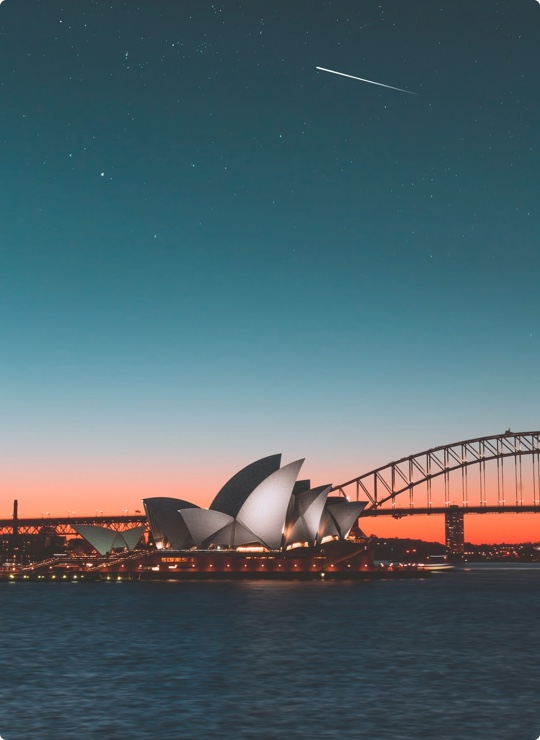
[69,454,373,579]
[143,454,365,552]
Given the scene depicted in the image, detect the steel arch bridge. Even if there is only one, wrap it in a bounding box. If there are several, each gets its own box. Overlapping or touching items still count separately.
[0,514,146,538]
[332,431,540,516]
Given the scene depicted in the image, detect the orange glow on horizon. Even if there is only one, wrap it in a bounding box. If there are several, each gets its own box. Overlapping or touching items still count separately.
[2,462,540,545]
[365,512,540,545]
[0,465,216,519]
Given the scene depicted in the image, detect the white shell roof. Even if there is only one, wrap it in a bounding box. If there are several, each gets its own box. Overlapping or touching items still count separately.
[210,454,282,517]
[318,500,367,541]
[286,485,331,546]
[236,459,304,550]
[178,509,234,549]
[74,524,145,556]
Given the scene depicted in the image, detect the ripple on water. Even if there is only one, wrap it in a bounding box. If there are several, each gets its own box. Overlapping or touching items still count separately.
[1,570,540,739]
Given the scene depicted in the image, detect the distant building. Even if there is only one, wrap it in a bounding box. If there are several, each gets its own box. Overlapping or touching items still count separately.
[445,506,464,556]
[1,527,66,566]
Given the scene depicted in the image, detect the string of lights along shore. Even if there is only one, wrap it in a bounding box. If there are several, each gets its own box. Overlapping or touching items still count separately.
[0,1,538,546]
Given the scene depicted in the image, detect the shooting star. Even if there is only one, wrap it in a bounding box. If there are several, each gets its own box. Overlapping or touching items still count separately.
[316,66,417,95]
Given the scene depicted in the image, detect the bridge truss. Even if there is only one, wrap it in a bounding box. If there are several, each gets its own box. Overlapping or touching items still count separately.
[332,431,540,515]
[0,515,146,537]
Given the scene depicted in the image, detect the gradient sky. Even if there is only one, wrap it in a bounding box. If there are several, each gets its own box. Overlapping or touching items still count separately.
[1,1,539,542]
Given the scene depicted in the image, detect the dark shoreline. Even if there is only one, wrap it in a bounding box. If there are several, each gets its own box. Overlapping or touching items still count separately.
[1,568,429,583]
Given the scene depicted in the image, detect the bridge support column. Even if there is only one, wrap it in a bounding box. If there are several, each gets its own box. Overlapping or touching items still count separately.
[445,505,464,560]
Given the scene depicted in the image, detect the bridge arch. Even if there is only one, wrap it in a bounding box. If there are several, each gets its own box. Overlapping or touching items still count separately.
[332,431,540,512]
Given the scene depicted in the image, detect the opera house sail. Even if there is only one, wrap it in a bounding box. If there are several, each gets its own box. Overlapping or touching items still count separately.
[72,524,146,557]
[142,497,199,550]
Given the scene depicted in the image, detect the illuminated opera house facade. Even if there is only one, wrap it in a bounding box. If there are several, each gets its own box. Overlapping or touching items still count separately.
[70,455,373,578]
[143,454,366,553]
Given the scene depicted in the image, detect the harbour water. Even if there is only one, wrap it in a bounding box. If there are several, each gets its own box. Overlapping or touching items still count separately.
[1,564,540,739]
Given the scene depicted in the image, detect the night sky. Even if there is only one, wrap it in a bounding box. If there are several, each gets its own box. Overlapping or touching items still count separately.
[1,1,539,541]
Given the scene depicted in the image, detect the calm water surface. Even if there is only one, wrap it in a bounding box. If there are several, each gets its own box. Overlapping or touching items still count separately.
[1,565,540,739]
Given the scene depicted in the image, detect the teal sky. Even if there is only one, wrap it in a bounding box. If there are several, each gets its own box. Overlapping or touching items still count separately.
[0,0,539,516]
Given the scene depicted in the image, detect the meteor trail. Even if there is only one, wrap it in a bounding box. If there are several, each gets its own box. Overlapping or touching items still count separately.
[316,66,417,95]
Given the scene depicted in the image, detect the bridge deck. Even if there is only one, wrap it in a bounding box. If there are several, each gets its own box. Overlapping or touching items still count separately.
[364,505,540,516]
[0,515,146,536]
